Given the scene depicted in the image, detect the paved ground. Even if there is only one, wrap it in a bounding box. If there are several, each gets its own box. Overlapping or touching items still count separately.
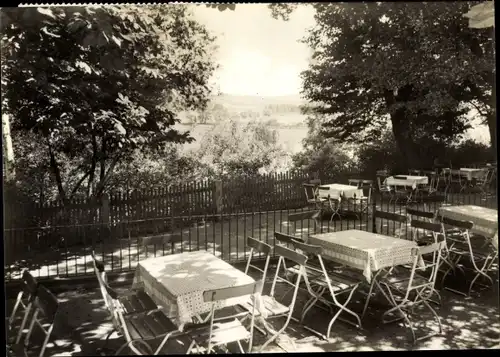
[6,261,499,355]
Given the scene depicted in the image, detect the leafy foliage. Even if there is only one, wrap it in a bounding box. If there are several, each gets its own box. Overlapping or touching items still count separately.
[300,2,495,167]
[1,5,217,201]
[192,118,287,178]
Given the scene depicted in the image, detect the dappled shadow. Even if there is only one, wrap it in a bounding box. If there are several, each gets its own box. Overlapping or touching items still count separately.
[6,257,499,356]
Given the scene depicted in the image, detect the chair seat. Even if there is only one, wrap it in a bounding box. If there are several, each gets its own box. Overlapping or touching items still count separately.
[286,265,323,279]
[414,235,437,246]
[238,294,289,317]
[119,290,159,315]
[308,198,327,203]
[189,319,251,346]
[383,274,431,294]
[313,271,361,292]
[125,310,179,341]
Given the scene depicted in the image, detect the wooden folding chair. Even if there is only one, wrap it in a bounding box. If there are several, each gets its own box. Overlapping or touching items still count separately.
[349,180,373,217]
[317,187,342,223]
[91,251,160,354]
[7,270,38,345]
[303,183,326,209]
[187,281,260,354]
[100,282,181,355]
[286,210,322,238]
[257,245,308,352]
[376,174,393,202]
[23,285,59,357]
[373,210,409,239]
[289,240,362,339]
[406,207,436,222]
[439,217,497,297]
[380,239,445,344]
[139,234,182,258]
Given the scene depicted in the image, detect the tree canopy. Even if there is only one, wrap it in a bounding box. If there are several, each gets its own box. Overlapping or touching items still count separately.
[1,5,217,201]
[300,2,495,167]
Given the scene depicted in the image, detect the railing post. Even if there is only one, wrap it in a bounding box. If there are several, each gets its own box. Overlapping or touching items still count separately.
[371,193,377,233]
[100,193,110,244]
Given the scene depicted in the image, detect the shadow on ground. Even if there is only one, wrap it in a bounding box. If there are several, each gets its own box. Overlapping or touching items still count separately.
[6,261,499,356]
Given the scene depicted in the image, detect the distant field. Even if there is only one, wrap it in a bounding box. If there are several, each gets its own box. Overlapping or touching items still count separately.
[177,123,309,154]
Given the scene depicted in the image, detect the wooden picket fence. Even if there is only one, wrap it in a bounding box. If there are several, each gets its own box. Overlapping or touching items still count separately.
[5,171,315,230]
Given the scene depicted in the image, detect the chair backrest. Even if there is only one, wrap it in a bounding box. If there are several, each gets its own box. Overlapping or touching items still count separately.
[439,216,474,231]
[245,237,272,288]
[410,219,443,243]
[348,179,362,187]
[405,239,445,298]
[409,169,421,176]
[287,210,321,237]
[374,210,408,238]
[275,231,303,245]
[310,179,322,186]
[21,269,38,297]
[303,183,318,201]
[34,285,59,324]
[406,207,435,220]
[203,281,260,303]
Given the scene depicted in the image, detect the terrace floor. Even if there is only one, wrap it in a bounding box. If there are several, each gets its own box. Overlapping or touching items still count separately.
[7,261,499,355]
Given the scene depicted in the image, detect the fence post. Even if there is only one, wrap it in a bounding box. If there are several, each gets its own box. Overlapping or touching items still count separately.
[213,180,223,218]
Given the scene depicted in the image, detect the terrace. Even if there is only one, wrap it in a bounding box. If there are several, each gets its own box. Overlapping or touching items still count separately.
[6,170,499,355]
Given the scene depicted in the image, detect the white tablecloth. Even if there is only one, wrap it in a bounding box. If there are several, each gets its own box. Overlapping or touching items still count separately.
[439,205,498,249]
[308,229,420,283]
[318,183,364,199]
[384,175,428,189]
[459,168,488,181]
[132,251,255,328]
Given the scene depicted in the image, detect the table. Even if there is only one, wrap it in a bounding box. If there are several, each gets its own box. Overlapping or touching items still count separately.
[318,183,364,199]
[438,205,498,249]
[384,175,428,189]
[308,229,420,283]
[132,251,255,329]
[459,168,488,181]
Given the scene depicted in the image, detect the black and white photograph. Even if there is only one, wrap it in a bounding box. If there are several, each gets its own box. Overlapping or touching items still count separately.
[2,2,498,355]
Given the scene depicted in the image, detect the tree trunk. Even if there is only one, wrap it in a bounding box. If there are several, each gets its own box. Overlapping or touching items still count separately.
[391,110,421,170]
[486,111,496,159]
[2,113,15,182]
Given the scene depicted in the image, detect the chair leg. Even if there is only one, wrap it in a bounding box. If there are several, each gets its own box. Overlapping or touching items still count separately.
[326,287,361,339]
[38,323,54,357]
[15,303,32,344]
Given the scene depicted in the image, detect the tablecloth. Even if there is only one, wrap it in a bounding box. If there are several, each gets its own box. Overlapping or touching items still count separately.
[459,168,488,181]
[318,183,364,199]
[308,229,420,283]
[384,175,428,190]
[132,251,255,328]
[439,205,498,249]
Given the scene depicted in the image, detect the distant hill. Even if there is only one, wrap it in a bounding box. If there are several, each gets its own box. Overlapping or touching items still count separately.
[212,94,307,109]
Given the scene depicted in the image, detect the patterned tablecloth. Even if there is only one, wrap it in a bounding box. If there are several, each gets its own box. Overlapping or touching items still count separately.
[438,205,498,249]
[384,175,428,189]
[308,229,420,283]
[132,251,255,329]
[318,183,364,199]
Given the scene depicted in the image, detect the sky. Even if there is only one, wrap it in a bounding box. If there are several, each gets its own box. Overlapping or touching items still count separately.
[192,4,315,97]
